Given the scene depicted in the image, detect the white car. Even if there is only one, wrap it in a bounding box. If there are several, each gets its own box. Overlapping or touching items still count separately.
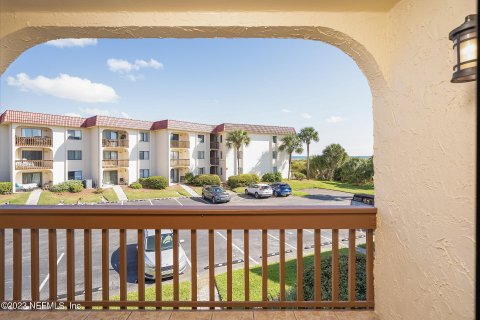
[143,229,188,279]
[245,183,273,199]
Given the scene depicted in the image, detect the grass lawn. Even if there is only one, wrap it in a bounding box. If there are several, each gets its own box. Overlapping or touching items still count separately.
[109,281,191,309]
[102,188,119,202]
[38,190,104,205]
[0,192,31,205]
[189,186,204,196]
[284,180,374,195]
[215,248,351,302]
[122,185,188,201]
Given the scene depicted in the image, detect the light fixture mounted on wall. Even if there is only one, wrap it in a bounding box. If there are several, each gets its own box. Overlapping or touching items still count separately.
[449,14,477,83]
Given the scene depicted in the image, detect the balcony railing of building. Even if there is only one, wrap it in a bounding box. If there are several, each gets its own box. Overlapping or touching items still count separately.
[102,139,129,148]
[170,159,190,167]
[0,206,375,310]
[102,160,129,168]
[210,141,220,149]
[15,136,52,148]
[15,159,53,170]
[170,140,190,148]
[210,158,220,165]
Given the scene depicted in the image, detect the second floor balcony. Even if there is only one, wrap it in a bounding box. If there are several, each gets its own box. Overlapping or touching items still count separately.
[170,159,190,167]
[210,141,220,149]
[102,159,129,168]
[102,139,129,148]
[210,157,220,165]
[15,159,53,170]
[170,140,190,149]
[15,136,52,147]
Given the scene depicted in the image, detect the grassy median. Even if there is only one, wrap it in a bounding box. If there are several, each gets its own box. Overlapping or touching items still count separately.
[122,185,190,201]
[0,192,31,205]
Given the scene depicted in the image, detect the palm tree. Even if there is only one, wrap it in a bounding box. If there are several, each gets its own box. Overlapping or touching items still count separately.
[298,127,319,180]
[226,129,250,175]
[278,133,304,180]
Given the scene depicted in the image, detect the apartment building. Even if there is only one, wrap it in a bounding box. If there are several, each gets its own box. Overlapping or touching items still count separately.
[0,110,295,191]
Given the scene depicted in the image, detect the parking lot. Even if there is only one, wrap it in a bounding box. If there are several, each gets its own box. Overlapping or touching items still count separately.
[2,190,362,301]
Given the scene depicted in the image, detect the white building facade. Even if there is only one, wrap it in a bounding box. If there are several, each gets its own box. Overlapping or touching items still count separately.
[0,110,294,191]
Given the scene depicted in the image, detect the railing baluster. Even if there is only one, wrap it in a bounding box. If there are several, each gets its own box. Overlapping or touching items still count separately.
[137,229,145,309]
[227,229,233,306]
[84,229,92,309]
[332,229,339,302]
[48,229,57,302]
[66,229,75,305]
[349,229,356,303]
[314,229,321,302]
[262,229,267,302]
[173,229,179,309]
[102,229,109,309]
[279,229,286,303]
[31,229,39,301]
[297,229,303,302]
[191,230,197,309]
[13,229,22,301]
[244,229,250,304]
[0,229,4,301]
[367,229,374,302]
[120,229,127,309]
[209,229,215,310]
[155,229,162,310]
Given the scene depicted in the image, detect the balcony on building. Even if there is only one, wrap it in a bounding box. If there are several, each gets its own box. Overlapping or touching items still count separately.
[102,130,129,148]
[210,134,221,149]
[15,127,52,147]
[170,159,190,167]
[15,149,53,170]
[170,132,190,149]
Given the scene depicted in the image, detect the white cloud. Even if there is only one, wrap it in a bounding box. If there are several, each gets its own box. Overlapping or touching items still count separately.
[281,108,292,113]
[326,116,345,124]
[7,73,119,103]
[107,58,163,73]
[125,74,144,82]
[45,38,98,48]
[301,113,312,119]
[80,108,131,119]
[64,113,82,117]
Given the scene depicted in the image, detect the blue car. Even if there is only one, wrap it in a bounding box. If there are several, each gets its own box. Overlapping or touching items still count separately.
[270,183,292,197]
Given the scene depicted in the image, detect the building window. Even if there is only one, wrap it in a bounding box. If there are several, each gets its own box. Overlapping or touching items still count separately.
[67,130,82,140]
[103,151,118,160]
[171,133,179,141]
[198,167,205,174]
[220,135,223,143]
[22,172,41,185]
[139,169,150,178]
[68,171,83,180]
[220,151,223,159]
[273,166,278,173]
[220,167,223,175]
[67,150,82,160]
[198,151,205,159]
[140,132,150,142]
[273,151,277,159]
[273,136,277,143]
[22,150,42,160]
[238,167,243,174]
[21,128,42,137]
[105,130,118,140]
[198,135,205,143]
[139,151,150,160]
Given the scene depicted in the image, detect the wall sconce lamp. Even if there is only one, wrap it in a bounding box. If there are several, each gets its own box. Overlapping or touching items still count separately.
[449,14,477,83]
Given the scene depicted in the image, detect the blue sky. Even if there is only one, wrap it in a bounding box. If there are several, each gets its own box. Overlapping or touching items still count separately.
[0,38,373,156]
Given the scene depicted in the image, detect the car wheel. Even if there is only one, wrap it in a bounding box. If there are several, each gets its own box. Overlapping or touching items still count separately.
[202,194,206,200]
[255,192,259,199]
[212,197,216,204]
[273,191,277,197]
[245,189,249,195]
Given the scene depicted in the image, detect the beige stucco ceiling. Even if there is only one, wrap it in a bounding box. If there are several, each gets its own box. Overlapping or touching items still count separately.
[0,0,401,12]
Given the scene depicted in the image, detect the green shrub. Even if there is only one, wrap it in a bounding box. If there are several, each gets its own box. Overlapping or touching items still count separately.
[262,172,283,183]
[94,188,104,194]
[0,182,13,195]
[143,176,168,189]
[293,172,306,180]
[184,172,195,184]
[192,174,221,186]
[227,174,260,188]
[286,254,367,301]
[138,177,146,184]
[50,180,84,193]
[69,183,83,193]
[130,182,143,189]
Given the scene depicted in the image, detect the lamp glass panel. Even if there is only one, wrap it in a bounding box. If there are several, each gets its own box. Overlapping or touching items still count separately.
[459,37,477,70]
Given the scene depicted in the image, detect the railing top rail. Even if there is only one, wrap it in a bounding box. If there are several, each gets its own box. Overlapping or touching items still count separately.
[0,205,376,229]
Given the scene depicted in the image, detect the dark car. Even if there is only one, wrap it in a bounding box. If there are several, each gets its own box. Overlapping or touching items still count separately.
[351,194,375,207]
[270,183,292,197]
[202,185,231,204]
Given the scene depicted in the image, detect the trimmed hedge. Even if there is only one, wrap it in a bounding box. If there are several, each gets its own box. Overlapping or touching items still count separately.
[0,182,12,195]
[192,174,221,186]
[227,174,260,189]
[261,172,283,183]
[50,180,84,193]
[142,176,168,190]
[184,172,195,184]
[130,182,143,189]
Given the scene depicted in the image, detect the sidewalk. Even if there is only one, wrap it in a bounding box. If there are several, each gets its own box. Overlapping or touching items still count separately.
[112,185,128,202]
[180,184,200,197]
[26,189,42,205]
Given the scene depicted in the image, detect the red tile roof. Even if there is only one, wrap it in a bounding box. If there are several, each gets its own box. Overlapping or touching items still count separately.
[0,110,296,134]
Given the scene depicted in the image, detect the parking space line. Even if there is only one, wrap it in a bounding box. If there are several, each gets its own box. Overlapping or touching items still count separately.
[216,231,260,265]
[198,197,210,204]
[173,198,183,206]
[148,199,153,206]
[304,229,348,248]
[39,253,64,292]
[267,233,296,251]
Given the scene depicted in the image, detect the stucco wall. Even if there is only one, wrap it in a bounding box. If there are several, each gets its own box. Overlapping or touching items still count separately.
[0,124,10,182]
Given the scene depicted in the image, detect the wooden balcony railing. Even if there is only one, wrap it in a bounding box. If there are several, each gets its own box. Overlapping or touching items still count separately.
[15,136,52,147]
[210,157,220,165]
[210,142,220,149]
[0,206,376,310]
[170,140,190,148]
[102,160,129,168]
[102,139,129,148]
[15,159,53,170]
[170,159,190,167]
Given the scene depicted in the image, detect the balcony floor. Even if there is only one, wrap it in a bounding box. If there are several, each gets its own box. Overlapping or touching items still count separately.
[0,310,378,320]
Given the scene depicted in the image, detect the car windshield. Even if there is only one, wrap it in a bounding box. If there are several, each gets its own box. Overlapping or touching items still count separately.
[213,187,225,193]
[145,233,174,251]
[280,184,290,188]
[260,186,270,190]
